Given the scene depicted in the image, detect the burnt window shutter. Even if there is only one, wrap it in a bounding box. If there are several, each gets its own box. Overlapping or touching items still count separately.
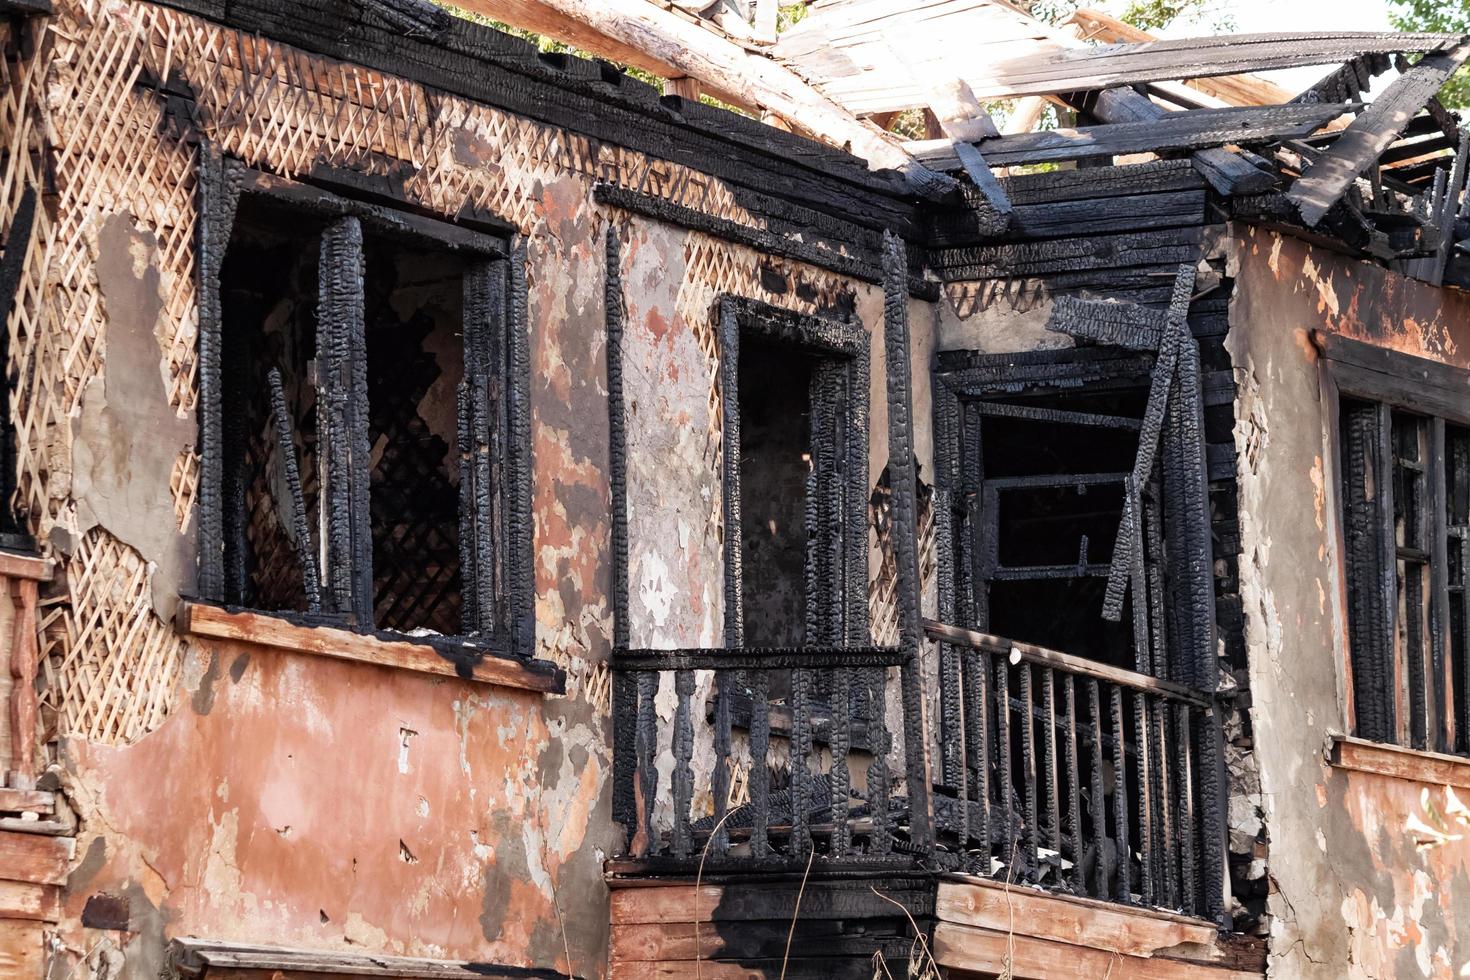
[505,241,535,658]
[196,151,244,603]
[458,259,505,640]
[1342,400,1396,742]
[316,215,372,624]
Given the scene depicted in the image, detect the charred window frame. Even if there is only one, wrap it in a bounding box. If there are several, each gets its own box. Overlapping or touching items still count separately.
[718,296,871,652]
[934,347,1205,677]
[1323,332,1470,754]
[194,155,535,657]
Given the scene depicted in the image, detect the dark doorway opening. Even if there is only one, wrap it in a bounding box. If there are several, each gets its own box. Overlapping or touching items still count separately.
[738,339,817,648]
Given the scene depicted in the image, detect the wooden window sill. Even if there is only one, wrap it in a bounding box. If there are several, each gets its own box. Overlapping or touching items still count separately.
[0,550,52,581]
[167,938,550,979]
[1330,735,1470,788]
[177,602,564,695]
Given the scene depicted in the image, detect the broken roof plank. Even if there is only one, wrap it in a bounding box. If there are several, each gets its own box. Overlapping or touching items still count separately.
[791,17,1460,113]
[1288,40,1470,226]
[455,0,957,199]
[1063,7,1294,107]
[951,140,1012,234]
[943,31,1463,103]
[1081,86,1277,195]
[910,102,1352,169]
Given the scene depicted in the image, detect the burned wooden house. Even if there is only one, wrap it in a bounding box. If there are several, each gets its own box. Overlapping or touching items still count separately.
[0,0,1468,976]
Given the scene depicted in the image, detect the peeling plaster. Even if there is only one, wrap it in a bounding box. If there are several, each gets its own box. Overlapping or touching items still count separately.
[1229,225,1470,978]
[72,213,197,622]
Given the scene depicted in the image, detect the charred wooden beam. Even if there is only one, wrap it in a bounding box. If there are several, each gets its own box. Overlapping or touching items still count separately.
[592,184,938,300]
[912,103,1351,170]
[924,621,1216,708]
[1046,296,1170,351]
[266,368,321,613]
[1289,40,1470,226]
[950,141,1013,235]
[1075,87,1276,197]
[882,231,933,855]
[1293,52,1393,105]
[360,0,451,37]
[0,0,52,14]
[505,240,535,657]
[196,150,244,602]
[968,31,1462,100]
[316,215,372,623]
[605,227,641,841]
[611,648,909,673]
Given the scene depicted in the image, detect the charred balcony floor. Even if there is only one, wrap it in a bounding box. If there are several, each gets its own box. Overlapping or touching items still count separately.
[605,867,1265,979]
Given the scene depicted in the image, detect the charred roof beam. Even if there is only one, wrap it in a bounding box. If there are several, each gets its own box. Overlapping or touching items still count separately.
[1288,39,1470,226]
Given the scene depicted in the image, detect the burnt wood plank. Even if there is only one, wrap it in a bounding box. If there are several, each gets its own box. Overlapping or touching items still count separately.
[972,31,1460,99]
[930,189,1208,247]
[1077,87,1276,196]
[932,226,1205,279]
[153,0,922,236]
[914,103,1351,169]
[1289,41,1470,226]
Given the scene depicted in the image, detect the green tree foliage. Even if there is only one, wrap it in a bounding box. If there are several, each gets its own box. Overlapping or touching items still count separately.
[1012,0,1230,32]
[1389,0,1470,108]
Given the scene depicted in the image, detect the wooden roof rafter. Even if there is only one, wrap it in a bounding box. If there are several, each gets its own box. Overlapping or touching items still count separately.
[908,102,1357,170]
[1288,40,1470,227]
[442,0,959,199]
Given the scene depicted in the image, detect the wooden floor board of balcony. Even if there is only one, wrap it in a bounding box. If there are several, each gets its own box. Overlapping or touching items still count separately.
[607,872,933,979]
[933,875,1265,979]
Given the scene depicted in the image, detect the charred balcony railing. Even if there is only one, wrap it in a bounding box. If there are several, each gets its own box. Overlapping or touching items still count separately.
[610,645,931,868]
[925,620,1227,923]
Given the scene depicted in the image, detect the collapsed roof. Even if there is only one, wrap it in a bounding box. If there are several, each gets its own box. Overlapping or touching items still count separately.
[448,0,1470,287]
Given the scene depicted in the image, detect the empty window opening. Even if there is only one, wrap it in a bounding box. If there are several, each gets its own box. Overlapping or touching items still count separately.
[973,384,1150,669]
[1340,396,1470,753]
[219,195,322,615]
[738,339,816,648]
[363,236,467,635]
[210,182,509,643]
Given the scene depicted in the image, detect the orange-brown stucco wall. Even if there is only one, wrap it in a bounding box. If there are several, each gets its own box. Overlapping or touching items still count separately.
[1228,225,1470,979]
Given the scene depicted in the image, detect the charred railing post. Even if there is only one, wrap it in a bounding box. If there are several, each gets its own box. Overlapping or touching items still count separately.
[196,149,243,601]
[881,231,933,856]
[927,620,1225,915]
[267,368,321,612]
[605,227,641,843]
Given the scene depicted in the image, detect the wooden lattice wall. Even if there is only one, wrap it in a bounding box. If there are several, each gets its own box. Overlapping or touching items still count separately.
[0,0,884,745]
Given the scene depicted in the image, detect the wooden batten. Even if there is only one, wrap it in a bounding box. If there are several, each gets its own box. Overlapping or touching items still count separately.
[177,602,565,694]
[0,830,73,886]
[935,877,1217,956]
[0,881,60,922]
[0,554,51,582]
[1331,735,1470,787]
[934,921,1262,979]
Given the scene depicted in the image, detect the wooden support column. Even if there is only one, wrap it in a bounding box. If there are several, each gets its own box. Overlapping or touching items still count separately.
[0,552,51,791]
[881,231,933,853]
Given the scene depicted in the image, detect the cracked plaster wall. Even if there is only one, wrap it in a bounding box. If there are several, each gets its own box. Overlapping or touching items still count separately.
[1227,225,1470,979]
[617,211,939,828]
[28,3,950,976]
[52,180,620,980]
